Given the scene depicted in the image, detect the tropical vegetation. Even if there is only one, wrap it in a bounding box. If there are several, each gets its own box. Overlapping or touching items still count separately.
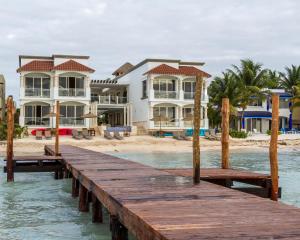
[208,59,300,129]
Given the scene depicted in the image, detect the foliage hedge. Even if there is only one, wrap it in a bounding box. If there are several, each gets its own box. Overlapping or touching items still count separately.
[229,129,248,138]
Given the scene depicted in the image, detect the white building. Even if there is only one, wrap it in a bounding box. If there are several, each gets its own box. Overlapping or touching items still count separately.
[91,59,211,135]
[18,54,95,129]
[233,89,293,133]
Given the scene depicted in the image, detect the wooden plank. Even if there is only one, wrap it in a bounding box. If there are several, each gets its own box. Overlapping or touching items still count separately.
[6,96,14,182]
[44,145,300,240]
[4,156,63,161]
[221,97,230,169]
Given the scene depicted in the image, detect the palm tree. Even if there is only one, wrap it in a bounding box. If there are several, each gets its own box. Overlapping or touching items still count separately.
[228,59,269,129]
[208,72,241,127]
[266,70,280,89]
[279,65,300,129]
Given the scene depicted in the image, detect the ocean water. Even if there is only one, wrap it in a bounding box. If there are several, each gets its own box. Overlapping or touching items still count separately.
[0,148,299,239]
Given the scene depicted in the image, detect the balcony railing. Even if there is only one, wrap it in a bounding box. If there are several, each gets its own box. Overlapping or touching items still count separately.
[60,117,85,126]
[91,95,128,104]
[59,88,85,97]
[153,119,180,127]
[184,92,194,99]
[154,91,177,99]
[24,117,50,126]
[25,88,50,98]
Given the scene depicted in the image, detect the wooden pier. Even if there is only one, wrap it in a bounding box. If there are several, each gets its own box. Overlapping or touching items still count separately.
[40,144,300,240]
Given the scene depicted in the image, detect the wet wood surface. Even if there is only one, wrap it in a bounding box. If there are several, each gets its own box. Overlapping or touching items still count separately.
[45,145,300,240]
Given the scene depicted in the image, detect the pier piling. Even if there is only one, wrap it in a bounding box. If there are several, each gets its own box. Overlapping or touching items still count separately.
[221,98,230,169]
[78,183,89,212]
[55,100,60,156]
[111,215,128,240]
[6,96,14,182]
[92,194,103,223]
[193,74,203,184]
[270,94,279,201]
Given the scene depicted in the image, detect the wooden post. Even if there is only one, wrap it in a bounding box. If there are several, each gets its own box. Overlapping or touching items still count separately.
[55,100,60,156]
[92,194,103,223]
[193,75,203,184]
[269,94,279,201]
[72,178,79,197]
[111,215,128,240]
[6,96,14,182]
[78,183,89,212]
[221,98,230,169]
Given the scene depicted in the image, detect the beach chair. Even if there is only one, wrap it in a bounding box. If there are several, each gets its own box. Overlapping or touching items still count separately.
[82,129,92,140]
[36,130,43,140]
[114,131,124,140]
[173,132,184,140]
[44,130,52,140]
[72,129,83,140]
[104,130,113,140]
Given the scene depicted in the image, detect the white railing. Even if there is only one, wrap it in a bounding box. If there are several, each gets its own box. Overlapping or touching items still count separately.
[154,91,177,99]
[60,117,85,126]
[25,88,50,98]
[153,119,180,127]
[24,117,50,126]
[59,88,85,97]
[91,95,128,104]
[184,92,194,99]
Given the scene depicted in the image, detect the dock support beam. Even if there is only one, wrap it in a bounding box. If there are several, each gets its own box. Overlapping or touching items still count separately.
[92,194,103,223]
[72,177,79,197]
[6,96,15,182]
[78,183,89,212]
[270,94,279,201]
[111,215,128,240]
[55,100,60,156]
[193,74,203,184]
[221,98,230,169]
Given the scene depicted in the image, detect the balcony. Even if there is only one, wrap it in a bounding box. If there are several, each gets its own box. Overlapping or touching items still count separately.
[25,88,50,98]
[91,95,128,105]
[60,117,85,126]
[154,91,177,99]
[59,88,85,97]
[153,119,180,127]
[24,117,50,126]
[184,92,194,100]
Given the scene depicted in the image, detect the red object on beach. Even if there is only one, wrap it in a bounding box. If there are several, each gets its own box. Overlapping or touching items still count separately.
[31,128,73,136]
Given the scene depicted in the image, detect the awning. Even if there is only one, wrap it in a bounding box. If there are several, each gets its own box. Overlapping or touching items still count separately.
[238,111,272,119]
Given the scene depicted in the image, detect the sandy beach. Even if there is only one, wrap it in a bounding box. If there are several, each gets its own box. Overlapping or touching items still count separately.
[1,134,300,156]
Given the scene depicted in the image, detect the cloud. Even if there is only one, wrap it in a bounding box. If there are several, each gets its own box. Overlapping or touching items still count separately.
[0,0,299,102]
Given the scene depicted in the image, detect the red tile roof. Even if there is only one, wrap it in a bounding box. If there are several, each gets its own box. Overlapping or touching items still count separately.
[17,59,95,73]
[144,64,211,77]
[17,60,53,73]
[52,60,95,73]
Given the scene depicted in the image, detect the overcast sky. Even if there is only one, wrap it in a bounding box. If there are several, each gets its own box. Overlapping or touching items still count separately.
[1,0,300,101]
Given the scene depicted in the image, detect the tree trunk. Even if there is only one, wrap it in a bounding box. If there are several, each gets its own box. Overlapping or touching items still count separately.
[6,96,14,182]
[221,98,230,169]
[193,75,203,184]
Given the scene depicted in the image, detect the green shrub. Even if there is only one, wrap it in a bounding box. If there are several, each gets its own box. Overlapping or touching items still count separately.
[0,122,27,140]
[229,129,248,138]
[266,130,281,135]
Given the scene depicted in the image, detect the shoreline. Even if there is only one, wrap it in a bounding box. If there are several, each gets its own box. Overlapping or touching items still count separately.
[1,135,299,156]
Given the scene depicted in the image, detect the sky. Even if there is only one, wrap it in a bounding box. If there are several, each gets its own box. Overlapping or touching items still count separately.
[1,0,300,101]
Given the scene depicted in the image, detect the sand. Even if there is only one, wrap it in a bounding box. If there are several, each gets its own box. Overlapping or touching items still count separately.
[1,134,300,156]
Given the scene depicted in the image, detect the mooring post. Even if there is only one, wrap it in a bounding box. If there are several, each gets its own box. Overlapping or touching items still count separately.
[6,95,15,182]
[269,94,279,201]
[193,74,203,184]
[55,100,60,156]
[72,177,79,197]
[92,194,103,223]
[78,183,89,212]
[221,98,230,169]
[111,215,128,240]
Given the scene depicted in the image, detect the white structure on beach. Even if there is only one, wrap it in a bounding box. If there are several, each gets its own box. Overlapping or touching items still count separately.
[91,59,211,135]
[18,54,95,129]
[18,55,211,135]
[233,89,293,133]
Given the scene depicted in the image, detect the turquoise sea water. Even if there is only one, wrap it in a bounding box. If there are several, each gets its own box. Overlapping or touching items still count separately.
[0,149,299,239]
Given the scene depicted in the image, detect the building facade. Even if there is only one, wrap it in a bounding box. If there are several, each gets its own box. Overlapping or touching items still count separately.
[233,89,293,133]
[18,55,95,129]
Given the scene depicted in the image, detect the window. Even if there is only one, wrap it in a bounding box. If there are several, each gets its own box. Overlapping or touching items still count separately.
[60,105,84,125]
[153,106,176,126]
[25,77,50,97]
[153,78,177,98]
[183,81,196,99]
[142,80,147,98]
[59,76,85,96]
[249,98,262,107]
[279,99,289,109]
[24,105,50,126]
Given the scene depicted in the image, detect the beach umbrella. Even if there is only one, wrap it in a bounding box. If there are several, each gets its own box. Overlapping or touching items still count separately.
[81,112,97,129]
[150,115,171,136]
[44,112,64,130]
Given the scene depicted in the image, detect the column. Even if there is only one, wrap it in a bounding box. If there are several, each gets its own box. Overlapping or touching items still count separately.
[123,106,127,126]
[178,106,184,128]
[179,78,184,100]
[19,104,24,126]
[149,77,154,100]
[126,104,130,126]
[130,103,133,126]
